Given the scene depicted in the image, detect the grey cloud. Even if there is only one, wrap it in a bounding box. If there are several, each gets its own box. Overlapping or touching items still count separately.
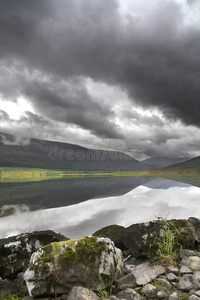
[24,78,123,139]
[19,111,50,126]
[187,0,198,5]
[0,109,10,121]
[0,0,200,157]
[1,136,30,146]
[0,0,199,129]
[121,109,165,127]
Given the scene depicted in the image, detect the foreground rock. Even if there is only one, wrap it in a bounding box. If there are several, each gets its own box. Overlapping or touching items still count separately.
[93,225,126,250]
[114,248,200,299]
[0,278,21,298]
[0,230,68,280]
[2,217,200,300]
[131,262,157,285]
[188,217,200,246]
[67,286,99,300]
[121,219,198,258]
[93,219,198,259]
[24,236,123,297]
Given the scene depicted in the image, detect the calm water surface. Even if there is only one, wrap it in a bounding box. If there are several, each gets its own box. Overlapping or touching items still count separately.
[1,177,200,239]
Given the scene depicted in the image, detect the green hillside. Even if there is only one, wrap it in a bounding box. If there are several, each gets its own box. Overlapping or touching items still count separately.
[0,132,150,172]
[145,156,200,188]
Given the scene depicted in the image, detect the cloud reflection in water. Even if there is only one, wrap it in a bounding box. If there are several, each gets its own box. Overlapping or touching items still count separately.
[1,178,200,239]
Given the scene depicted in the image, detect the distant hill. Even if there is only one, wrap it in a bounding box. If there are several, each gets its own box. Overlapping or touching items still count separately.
[148,156,200,188]
[143,156,190,168]
[0,132,151,172]
[160,156,200,172]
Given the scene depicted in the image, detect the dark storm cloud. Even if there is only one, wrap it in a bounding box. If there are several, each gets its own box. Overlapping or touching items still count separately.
[0,0,200,134]
[24,78,122,139]
[19,111,50,126]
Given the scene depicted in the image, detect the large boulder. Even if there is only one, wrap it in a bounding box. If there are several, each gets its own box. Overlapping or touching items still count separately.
[188,217,200,247]
[0,278,21,298]
[121,219,198,258]
[24,236,124,297]
[0,230,68,280]
[93,225,126,250]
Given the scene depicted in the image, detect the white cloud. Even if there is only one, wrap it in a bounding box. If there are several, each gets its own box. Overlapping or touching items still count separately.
[0,97,34,120]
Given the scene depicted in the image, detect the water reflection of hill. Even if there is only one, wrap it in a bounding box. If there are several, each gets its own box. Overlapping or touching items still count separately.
[158,175,200,189]
[0,176,151,215]
[154,156,200,188]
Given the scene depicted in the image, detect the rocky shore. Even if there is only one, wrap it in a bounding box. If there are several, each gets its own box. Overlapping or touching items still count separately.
[1,217,200,299]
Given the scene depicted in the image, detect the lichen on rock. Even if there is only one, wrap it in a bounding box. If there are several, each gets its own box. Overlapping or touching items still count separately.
[24,236,124,297]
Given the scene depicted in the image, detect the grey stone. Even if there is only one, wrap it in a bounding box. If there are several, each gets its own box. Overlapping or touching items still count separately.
[180,265,193,275]
[121,219,197,258]
[167,266,179,275]
[188,217,200,244]
[116,273,136,290]
[60,295,68,300]
[0,278,21,298]
[194,271,200,281]
[157,291,168,299]
[178,274,194,291]
[190,289,196,295]
[167,272,178,282]
[154,265,166,276]
[93,225,126,250]
[192,275,200,290]
[195,291,200,297]
[189,295,200,300]
[116,288,141,300]
[169,292,179,300]
[121,221,162,258]
[181,256,200,271]
[124,265,136,274]
[180,249,198,258]
[24,237,123,297]
[141,283,157,298]
[67,286,99,300]
[14,272,25,288]
[125,257,136,265]
[155,278,172,288]
[132,262,157,286]
[110,296,120,300]
[0,230,68,280]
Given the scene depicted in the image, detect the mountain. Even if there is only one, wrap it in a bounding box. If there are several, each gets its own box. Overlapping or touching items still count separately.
[160,156,200,172]
[143,156,190,168]
[0,132,151,171]
[151,156,200,188]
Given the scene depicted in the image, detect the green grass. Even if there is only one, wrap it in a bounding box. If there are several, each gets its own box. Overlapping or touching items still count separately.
[0,284,27,300]
[0,167,149,183]
[149,216,183,266]
[0,167,65,182]
[0,293,23,300]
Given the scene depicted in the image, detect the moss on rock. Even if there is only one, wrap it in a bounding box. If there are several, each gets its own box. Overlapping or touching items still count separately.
[24,236,123,297]
[93,225,126,250]
[76,237,105,263]
[63,247,76,264]
[169,219,197,250]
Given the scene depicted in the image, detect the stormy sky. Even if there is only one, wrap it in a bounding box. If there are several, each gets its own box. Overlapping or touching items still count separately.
[0,0,200,158]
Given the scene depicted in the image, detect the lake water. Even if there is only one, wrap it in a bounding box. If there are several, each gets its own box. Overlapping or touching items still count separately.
[1,177,200,239]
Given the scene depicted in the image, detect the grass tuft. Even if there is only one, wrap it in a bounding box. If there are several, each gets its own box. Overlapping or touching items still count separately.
[149,215,183,266]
